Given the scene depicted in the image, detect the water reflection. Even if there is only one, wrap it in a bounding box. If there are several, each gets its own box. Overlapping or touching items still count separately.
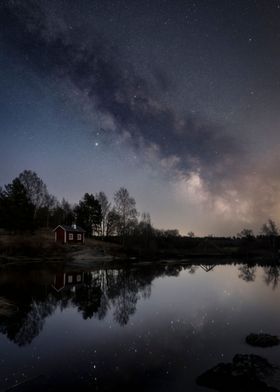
[0,280,57,346]
[199,265,215,272]
[1,262,280,391]
[0,263,280,348]
[238,265,256,282]
[0,264,182,346]
[263,265,280,289]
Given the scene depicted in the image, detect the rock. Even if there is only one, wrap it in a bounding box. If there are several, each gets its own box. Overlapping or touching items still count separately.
[246,333,280,347]
[196,354,279,392]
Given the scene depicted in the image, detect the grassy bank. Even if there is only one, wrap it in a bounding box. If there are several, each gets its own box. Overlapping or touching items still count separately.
[0,230,124,267]
[0,230,279,267]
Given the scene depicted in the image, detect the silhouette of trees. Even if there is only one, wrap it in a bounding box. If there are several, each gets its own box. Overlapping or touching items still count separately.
[261,220,278,236]
[74,284,102,319]
[260,219,279,253]
[17,170,57,228]
[0,170,171,242]
[133,212,154,250]
[0,170,177,250]
[9,298,56,346]
[0,287,57,347]
[0,179,35,232]
[48,198,75,227]
[237,229,254,239]
[18,170,50,212]
[60,198,75,225]
[263,266,280,290]
[236,229,255,256]
[238,265,256,282]
[113,187,138,240]
[106,208,120,236]
[0,171,59,230]
[74,193,102,235]
[155,229,180,238]
[96,191,111,237]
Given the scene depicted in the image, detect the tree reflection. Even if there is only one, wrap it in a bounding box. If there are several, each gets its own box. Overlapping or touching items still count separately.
[3,262,280,347]
[263,265,280,290]
[0,263,183,345]
[238,265,256,282]
[0,294,56,346]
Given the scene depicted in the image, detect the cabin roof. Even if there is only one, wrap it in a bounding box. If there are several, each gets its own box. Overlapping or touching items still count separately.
[53,225,86,233]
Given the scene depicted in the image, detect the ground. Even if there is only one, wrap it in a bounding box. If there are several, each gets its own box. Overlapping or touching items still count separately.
[0,229,123,267]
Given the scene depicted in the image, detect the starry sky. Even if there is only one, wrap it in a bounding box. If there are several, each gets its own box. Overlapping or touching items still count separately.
[1,0,280,235]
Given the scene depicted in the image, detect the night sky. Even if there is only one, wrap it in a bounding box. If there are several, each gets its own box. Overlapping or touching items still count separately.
[1,0,280,235]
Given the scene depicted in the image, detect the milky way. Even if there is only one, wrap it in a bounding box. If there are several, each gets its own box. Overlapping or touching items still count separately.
[1,0,280,235]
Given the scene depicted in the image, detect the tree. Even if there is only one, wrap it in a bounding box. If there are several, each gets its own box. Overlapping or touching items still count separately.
[17,170,57,228]
[74,193,102,236]
[260,220,278,236]
[187,231,195,238]
[18,170,50,211]
[60,198,75,225]
[138,212,152,234]
[161,229,180,238]
[49,198,74,227]
[0,179,35,232]
[136,212,154,249]
[237,229,254,239]
[106,208,120,236]
[95,192,111,237]
[260,219,278,253]
[113,188,138,239]
[263,266,280,290]
[238,265,256,282]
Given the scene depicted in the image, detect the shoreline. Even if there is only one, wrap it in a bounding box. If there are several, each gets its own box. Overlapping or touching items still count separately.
[0,251,279,270]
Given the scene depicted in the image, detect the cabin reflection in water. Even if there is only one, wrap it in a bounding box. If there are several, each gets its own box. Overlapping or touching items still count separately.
[51,270,104,321]
[199,265,215,272]
[52,271,84,292]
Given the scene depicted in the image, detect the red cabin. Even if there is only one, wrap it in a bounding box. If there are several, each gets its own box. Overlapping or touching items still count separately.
[53,224,86,244]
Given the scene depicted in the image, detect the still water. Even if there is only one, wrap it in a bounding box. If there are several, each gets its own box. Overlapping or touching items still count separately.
[0,263,279,391]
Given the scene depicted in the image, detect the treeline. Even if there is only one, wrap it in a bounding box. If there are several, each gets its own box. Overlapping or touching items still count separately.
[1,170,279,258]
[0,170,179,242]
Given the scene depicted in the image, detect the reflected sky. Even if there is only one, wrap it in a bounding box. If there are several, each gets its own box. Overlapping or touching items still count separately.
[0,263,280,391]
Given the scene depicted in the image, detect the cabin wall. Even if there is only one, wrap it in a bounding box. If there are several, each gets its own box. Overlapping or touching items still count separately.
[54,227,85,244]
[66,231,84,244]
[55,227,65,243]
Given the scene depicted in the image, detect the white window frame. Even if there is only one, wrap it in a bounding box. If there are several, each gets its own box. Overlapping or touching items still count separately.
[77,234,82,240]
[69,233,73,240]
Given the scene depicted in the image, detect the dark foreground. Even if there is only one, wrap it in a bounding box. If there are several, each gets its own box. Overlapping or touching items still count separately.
[0,262,280,391]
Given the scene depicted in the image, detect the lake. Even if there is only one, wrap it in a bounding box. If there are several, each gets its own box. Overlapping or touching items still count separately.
[0,262,279,391]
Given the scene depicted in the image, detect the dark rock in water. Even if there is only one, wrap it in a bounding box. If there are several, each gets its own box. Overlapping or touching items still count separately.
[246,333,280,347]
[196,354,279,392]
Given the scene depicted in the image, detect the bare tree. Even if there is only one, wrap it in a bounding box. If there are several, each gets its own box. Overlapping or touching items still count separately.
[261,219,278,236]
[96,191,111,237]
[237,228,254,238]
[113,187,138,240]
[18,170,51,219]
[137,212,154,249]
[106,208,120,236]
[260,219,278,253]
